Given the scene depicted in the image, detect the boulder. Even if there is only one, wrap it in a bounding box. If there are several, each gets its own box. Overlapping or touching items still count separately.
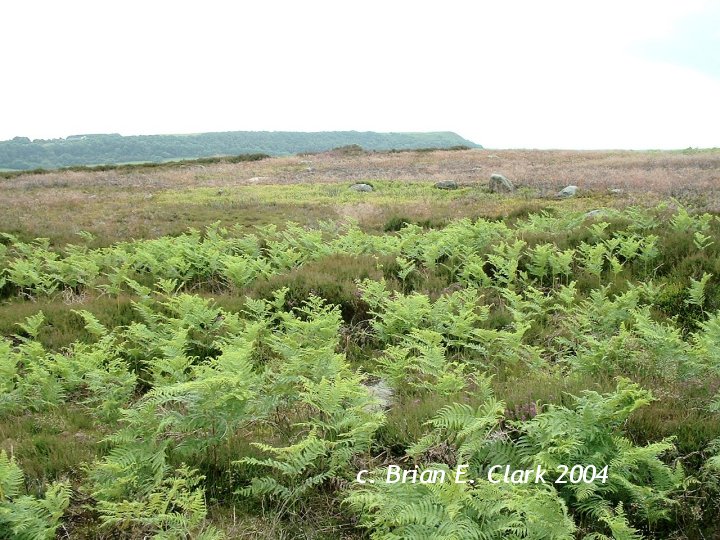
[434,180,459,190]
[584,209,607,218]
[489,173,514,193]
[349,183,373,192]
[558,185,578,197]
[364,378,394,412]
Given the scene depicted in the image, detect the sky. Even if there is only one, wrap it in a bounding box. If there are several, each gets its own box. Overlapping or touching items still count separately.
[1,0,719,149]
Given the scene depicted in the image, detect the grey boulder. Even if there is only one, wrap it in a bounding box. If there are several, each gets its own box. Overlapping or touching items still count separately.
[349,183,373,192]
[434,180,459,190]
[489,173,514,193]
[364,379,394,412]
[558,185,578,197]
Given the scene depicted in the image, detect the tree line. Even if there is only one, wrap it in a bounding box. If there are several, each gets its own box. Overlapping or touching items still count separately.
[0,131,480,170]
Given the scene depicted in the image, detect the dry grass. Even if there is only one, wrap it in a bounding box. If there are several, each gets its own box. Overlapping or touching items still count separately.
[2,148,718,245]
[5,148,718,192]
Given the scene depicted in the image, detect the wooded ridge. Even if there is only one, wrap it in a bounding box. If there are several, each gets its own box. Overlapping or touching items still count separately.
[0,130,480,170]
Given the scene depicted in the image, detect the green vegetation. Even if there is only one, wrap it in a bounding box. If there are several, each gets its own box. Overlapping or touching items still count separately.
[0,131,480,170]
[1,196,720,538]
[0,178,605,248]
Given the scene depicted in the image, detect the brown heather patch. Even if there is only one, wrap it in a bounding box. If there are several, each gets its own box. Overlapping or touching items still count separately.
[2,148,719,246]
[336,202,383,223]
[5,148,719,193]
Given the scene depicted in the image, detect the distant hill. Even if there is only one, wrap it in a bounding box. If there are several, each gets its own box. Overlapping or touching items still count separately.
[0,131,481,170]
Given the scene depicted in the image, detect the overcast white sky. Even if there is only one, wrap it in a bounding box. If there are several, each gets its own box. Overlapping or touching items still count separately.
[1,0,718,149]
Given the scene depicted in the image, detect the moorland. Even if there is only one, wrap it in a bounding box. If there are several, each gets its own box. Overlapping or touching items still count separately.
[1,146,720,539]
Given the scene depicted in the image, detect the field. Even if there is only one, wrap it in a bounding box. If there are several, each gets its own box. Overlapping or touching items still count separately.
[1,147,720,539]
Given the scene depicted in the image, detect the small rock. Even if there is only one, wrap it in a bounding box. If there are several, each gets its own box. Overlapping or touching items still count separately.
[609,188,624,195]
[248,176,269,184]
[364,379,393,412]
[74,431,93,443]
[305,167,314,173]
[434,180,459,190]
[349,183,373,192]
[489,173,514,193]
[585,209,607,218]
[558,185,578,197]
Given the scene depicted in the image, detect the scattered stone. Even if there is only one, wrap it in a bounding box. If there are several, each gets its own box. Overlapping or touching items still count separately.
[558,185,578,197]
[434,180,459,190]
[364,378,394,412]
[350,183,373,192]
[489,173,514,193]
